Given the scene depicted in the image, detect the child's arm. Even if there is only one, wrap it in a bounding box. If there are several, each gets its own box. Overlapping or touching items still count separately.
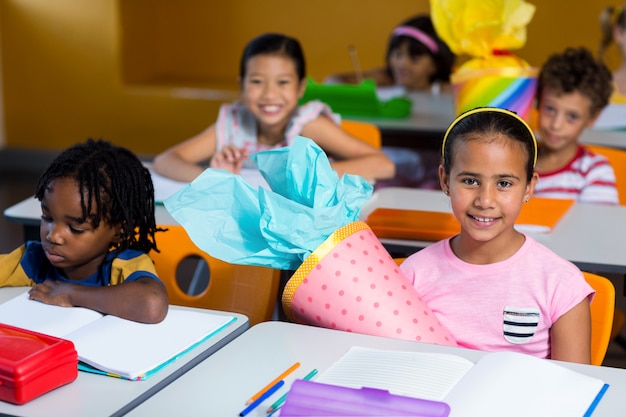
[28,278,169,324]
[152,125,218,182]
[300,117,396,180]
[549,297,592,364]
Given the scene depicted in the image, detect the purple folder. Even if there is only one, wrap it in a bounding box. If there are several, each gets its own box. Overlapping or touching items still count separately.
[279,379,450,417]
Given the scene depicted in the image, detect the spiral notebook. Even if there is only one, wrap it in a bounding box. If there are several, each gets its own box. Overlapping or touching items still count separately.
[366,197,574,240]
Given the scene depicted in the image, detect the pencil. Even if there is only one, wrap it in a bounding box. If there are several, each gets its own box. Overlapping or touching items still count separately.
[348,45,363,84]
[239,380,284,417]
[266,368,319,413]
[245,362,300,405]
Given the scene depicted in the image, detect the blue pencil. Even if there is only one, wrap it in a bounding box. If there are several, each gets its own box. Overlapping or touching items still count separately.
[266,369,319,413]
[239,380,285,417]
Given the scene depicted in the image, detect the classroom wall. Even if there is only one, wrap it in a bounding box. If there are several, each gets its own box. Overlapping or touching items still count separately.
[0,0,622,155]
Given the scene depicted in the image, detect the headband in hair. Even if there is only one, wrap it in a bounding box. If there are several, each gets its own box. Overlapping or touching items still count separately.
[442,107,538,168]
[392,26,439,54]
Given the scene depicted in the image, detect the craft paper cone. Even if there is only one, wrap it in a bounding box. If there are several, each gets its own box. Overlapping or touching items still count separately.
[451,66,538,122]
[282,221,456,346]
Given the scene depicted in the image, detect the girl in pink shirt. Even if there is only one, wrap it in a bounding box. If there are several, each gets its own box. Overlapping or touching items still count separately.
[152,33,394,183]
[400,107,594,364]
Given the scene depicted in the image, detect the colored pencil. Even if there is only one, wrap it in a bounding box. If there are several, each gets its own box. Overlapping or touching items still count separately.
[239,380,284,417]
[266,368,319,413]
[245,362,300,405]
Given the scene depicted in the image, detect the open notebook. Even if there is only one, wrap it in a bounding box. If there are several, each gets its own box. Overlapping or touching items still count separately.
[366,197,574,240]
[315,346,608,417]
[0,293,237,380]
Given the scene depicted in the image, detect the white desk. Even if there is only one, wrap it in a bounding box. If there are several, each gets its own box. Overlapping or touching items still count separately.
[6,186,626,276]
[360,187,626,276]
[126,321,626,417]
[0,288,249,417]
[348,91,455,150]
[3,193,179,241]
[580,128,626,150]
[2,167,267,241]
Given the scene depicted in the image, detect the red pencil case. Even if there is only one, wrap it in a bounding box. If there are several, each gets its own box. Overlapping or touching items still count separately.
[0,323,78,405]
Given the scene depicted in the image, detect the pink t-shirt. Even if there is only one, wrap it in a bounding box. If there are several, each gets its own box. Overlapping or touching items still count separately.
[400,236,594,358]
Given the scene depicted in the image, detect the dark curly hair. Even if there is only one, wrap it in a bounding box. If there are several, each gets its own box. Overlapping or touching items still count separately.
[35,139,163,254]
[537,47,613,115]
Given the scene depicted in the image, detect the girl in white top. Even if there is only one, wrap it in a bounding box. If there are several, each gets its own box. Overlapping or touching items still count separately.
[152,33,394,183]
[400,108,594,364]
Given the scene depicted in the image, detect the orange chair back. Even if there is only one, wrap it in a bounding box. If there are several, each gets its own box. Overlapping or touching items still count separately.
[583,271,615,366]
[150,225,281,326]
[585,144,626,205]
[340,120,382,148]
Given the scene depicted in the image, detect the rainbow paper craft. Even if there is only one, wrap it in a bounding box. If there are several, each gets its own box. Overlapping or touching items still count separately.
[451,66,538,122]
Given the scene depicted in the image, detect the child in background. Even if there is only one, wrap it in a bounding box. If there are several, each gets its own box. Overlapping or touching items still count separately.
[534,47,618,205]
[153,33,394,183]
[599,4,626,102]
[325,15,455,94]
[0,139,169,324]
[400,108,593,364]
[326,15,455,190]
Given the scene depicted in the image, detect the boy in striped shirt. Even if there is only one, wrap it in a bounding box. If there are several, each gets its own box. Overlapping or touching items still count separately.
[534,47,618,205]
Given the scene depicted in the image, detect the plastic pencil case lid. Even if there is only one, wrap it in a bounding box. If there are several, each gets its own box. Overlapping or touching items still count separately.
[0,323,78,405]
[280,379,450,417]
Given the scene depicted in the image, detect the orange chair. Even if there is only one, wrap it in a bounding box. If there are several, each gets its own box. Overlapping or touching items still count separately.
[583,272,616,366]
[583,145,626,350]
[585,144,626,205]
[340,120,382,148]
[150,225,281,326]
[393,259,615,365]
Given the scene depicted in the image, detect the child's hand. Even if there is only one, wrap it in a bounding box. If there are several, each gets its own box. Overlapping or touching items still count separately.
[28,280,74,307]
[210,145,249,174]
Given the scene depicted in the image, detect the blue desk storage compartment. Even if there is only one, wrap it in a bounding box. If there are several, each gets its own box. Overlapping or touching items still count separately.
[0,323,78,405]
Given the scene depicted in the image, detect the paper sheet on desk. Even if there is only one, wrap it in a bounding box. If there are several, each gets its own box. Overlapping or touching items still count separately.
[150,168,269,203]
[164,137,372,270]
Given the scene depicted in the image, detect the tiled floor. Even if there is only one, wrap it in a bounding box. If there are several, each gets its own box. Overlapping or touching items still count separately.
[1,152,626,368]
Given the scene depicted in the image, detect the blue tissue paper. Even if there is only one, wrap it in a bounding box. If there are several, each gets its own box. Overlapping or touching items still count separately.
[163,136,373,270]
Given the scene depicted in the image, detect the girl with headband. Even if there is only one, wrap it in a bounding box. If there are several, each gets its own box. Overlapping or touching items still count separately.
[325,15,455,92]
[399,108,594,364]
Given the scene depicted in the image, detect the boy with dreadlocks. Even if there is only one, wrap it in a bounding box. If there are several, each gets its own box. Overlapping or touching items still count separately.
[0,139,168,323]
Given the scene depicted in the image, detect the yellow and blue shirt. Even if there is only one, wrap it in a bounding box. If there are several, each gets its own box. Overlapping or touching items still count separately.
[0,241,161,287]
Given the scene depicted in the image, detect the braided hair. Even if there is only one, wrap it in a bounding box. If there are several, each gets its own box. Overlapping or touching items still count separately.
[35,139,162,253]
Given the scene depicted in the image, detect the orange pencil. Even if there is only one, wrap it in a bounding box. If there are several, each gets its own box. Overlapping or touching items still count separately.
[245,362,300,405]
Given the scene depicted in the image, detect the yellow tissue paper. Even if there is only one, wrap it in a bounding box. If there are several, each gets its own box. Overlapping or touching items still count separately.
[431,0,536,59]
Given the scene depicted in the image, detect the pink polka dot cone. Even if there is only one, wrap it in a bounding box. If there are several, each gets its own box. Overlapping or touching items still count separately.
[282,221,457,346]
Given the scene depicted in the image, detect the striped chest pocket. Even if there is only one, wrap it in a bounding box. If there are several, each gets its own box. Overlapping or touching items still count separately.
[503,307,540,344]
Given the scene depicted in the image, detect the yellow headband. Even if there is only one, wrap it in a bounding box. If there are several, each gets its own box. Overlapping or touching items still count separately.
[441,107,538,168]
